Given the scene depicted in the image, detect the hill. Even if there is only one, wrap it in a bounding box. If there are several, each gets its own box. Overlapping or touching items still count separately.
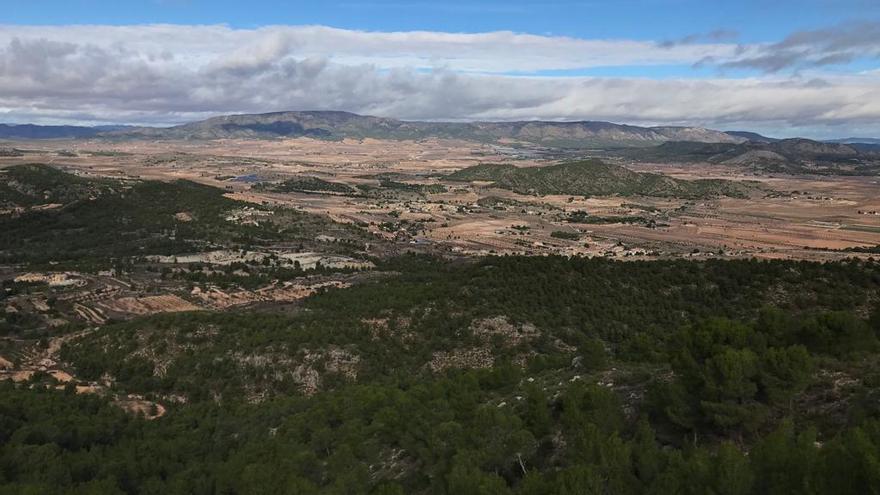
[447,159,752,198]
[5,255,880,493]
[617,138,880,175]
[0,124,104,139]
[651,126,747,143]
[0,164,371,268]
[0,164,110,208]
[107,111,744,148]
[255,176,357,195]
[0,124,135,139]
[825,137,880,145]
[724,130,779,143]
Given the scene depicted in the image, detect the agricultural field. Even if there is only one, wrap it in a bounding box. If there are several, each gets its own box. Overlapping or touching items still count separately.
[2,137,878,260]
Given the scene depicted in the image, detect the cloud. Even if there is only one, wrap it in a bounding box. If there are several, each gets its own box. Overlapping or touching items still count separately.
[338,1,531,14]
[0,23,878,137]
[721,20,880,72]
[0,24,745,74]
[659,29,739,48]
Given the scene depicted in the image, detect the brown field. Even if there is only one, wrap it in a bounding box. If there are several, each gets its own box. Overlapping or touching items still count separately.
[3,137,880,260]
[99,294,202,315]
[115,397,166,420]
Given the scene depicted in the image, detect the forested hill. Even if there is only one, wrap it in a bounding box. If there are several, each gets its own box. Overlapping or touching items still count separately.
[4,255,880,493]
[0,164,372,268]
[447,159,754,198]
[616,138,880,175]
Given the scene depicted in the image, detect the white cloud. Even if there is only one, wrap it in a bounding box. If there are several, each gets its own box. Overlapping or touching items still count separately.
[0,23,878,137]
[0,24,747,74]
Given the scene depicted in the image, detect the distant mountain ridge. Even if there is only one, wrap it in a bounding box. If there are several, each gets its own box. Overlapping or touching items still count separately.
[0,124,104,139]
[724,131,779,143]
[2,111,877,165]
[825,137,880,145]
[105,111,748,148]
[0,124,134,139]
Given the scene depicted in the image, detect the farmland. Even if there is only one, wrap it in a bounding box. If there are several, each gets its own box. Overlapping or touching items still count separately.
[2,136,877,261]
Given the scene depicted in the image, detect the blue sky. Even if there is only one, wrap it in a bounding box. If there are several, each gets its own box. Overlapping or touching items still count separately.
[1,0,879,137]
[6,0,877,43]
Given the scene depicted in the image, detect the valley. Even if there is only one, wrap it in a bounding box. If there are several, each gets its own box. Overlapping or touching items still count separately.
[3,135,878,262]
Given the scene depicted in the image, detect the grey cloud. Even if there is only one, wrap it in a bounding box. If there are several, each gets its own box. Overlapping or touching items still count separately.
[720,51,804,73]
[659,29,739,48]
[0,26,879,138]
[721,20,880,72]
[777,21,880,52]
[803,78,832,88]
[813,52,856,66]
[0,24,744,74]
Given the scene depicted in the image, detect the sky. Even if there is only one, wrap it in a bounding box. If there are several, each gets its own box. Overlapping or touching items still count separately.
[2,0,880,138]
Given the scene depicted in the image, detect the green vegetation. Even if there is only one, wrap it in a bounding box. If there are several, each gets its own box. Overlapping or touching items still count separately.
[378,179,446,195]
[355,179,447,199]
[621,202,660,212]
[843,245,880,254]
[476,196,530,209]
[3,255,880,493]
[0,163,109,208]
[0,148,25,157]
[448,159,751,199]
[0,164,370,268]
[63,256,880,397]
[614,139,880,176]
[616,141,739,163]
[256,176,356,194]
[843,225,880,234]
[10,371,880,495]
[4,164,880,494]
[0,177,262,266]
[86,150,134,157]
[562,209,648,225]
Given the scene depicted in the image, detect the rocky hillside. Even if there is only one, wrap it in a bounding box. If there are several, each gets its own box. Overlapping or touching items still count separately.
[651,126,745,143]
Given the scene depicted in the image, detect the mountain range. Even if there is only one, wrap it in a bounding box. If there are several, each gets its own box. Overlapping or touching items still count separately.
[1,112,878,174]
[0,111,873,150]
[825,137,880,145]
[101,111,749,147]
[0,124,133,139]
